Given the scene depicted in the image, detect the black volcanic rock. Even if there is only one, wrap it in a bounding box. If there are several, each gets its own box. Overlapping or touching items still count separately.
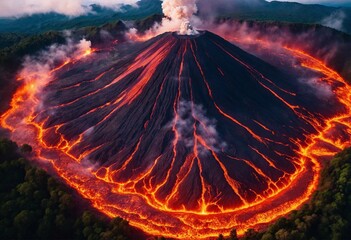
[36,31,341,211]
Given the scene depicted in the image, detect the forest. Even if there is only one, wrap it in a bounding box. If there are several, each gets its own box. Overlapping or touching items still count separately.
[0,138,142,240]
[1,137,350,240]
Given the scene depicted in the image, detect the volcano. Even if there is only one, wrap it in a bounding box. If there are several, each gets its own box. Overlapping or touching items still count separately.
[2,31,351,238]
[36,31,336,211]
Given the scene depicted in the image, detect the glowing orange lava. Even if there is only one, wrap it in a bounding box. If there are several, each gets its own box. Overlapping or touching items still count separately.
[1,33,351,239]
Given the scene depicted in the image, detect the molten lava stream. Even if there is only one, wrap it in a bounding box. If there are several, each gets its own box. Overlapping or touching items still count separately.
[1,35,351,239]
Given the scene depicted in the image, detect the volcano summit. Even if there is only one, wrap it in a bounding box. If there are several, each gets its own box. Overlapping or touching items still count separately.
[2,31,351,238]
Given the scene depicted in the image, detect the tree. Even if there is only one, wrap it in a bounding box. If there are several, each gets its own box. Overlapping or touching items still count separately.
[218,234,225,240]
[229,229,239,240]
[14,210,36,238]
[261,232,274,240]
[0,138,133,240]
[243,229,259,240]
[275,229,289,240]
[20,144,32,153]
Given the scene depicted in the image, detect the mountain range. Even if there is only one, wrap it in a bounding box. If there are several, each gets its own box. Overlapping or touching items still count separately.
[1,0,351,34]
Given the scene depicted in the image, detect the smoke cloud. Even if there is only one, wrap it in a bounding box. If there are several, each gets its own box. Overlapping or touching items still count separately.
[129,0,270,38]
[321,11,346,31]
[175,101,227,155]
[18,37,92,112]
[219,20,351,97]
[206,20,351,78]
[162,0,198,21]
[6,36,92,145]
[0,0,139,17]
[21,37,91,80]
[162,0,198,35]
[127,0,200,39]
[299,77,334,99]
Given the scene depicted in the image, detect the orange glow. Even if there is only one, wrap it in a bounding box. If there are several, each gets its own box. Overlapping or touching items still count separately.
[1,34,351,239]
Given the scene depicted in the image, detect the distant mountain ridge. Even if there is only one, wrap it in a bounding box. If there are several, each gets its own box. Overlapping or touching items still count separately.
[0,0,350,34]
[0,0,162,34]
[209,1,351,34]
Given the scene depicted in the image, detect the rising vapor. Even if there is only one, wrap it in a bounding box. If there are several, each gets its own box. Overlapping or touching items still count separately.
[127,0,200,40]
[2,37,92,143]
[162,0,198,35]
[321,11,346,31]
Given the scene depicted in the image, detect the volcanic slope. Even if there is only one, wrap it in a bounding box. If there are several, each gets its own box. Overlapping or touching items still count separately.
[29,31,342,214]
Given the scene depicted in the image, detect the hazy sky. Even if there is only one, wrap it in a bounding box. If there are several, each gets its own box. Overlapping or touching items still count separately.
[267,0,351,6]
[0,0,139,17]
[1,0,350,18]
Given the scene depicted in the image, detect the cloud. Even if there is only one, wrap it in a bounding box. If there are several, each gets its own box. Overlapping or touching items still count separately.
[18,36,92,116]
[162,0,198,35]
[21,37,91,75]
[127,0,201,40]
[0,0,87,17]
[321,11,346,31]
[84,0,139,9]
[4,36,92,145]
[202,20,345,97]
[298,77,333,99]
[0,0,139,18]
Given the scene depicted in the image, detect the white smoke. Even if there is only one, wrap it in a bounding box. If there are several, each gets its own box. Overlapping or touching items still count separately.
[6,37,92,145]
[76,39,92,55]
[17,37,92,114]
[162,0,199,35]
[298,77,333,99]
[321,11,346,31]
[175,101,227,155]
[126,0,200,40]
[0,0,88,17]
[21,39,88,86]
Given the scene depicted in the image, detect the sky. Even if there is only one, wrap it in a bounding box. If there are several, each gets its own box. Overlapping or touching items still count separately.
[0,0,139,18]
[0,0,350,18]
[293,0,350,2]
[267,0,351,6]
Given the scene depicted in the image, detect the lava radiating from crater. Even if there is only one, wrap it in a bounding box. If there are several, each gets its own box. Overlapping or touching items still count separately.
[2,31,351,239]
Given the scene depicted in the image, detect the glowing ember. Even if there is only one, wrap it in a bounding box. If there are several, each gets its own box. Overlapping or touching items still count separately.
[1,31,351,239]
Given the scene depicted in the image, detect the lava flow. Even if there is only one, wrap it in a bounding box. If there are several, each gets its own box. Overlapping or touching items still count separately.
[2,31,351,239]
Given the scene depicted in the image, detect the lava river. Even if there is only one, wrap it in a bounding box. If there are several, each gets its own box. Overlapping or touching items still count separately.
[2,31,351,239]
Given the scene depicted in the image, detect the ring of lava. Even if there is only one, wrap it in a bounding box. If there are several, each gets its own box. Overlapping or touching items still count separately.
[2,31,351,239]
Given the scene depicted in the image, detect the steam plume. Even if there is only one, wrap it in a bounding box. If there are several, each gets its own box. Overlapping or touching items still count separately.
[162,0,198,35]
[321,11,346,31]
[175,101,227,154]
[6,37,92,144]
